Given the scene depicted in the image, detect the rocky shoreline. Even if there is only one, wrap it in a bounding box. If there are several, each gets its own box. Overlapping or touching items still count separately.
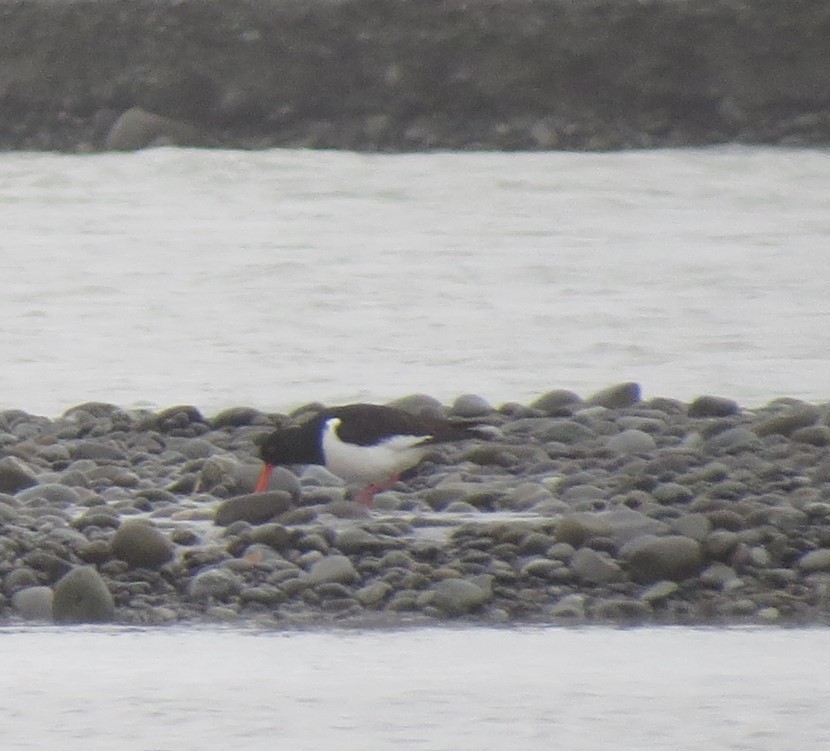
[2,383,830,629]
[1,0,829,151]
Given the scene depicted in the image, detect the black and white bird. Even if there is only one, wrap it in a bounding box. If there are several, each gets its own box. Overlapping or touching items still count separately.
[254,403,491,505]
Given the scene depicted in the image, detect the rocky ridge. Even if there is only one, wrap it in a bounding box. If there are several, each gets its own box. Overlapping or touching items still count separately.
[1,0,829,151]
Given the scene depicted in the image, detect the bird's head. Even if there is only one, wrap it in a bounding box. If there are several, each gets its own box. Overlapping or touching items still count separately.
[253,414,325,492]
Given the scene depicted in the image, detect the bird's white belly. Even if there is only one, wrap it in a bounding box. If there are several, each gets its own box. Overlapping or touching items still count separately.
[321,420,430,485]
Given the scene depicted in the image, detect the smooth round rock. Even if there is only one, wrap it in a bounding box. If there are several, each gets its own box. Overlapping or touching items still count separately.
[621,534,704,583]
[555,512,613,546]
[52,566,116,624]
[306,555,359,585]
[335,528,392,555]
[430,577,491,616]
[16,483,82,506]
[570,548,624,583]
[797,548,830,572]
[0,456,38,494]
[12,586,54,621]
[111,520,174,569]
[586,382,641,409]
[528,390,582,415]
[188,568,243,601]
[687,395,740,418]
[450,394,493,418]
[214,491,293,526]
[606,429,657,455]
[754,405,821,437]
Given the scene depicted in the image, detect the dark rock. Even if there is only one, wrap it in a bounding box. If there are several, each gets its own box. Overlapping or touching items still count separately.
[188,568,243,601]
[570,548,624,583]
[430,577,491,616]
[52,566,115,624]
[555,512,612,546]
[586,382,641,409]
[111,520,174,568]
[621,534,704,583]
[0,456,38,493]
[754,405,821,437]
[105,107,200,151]
[528,390,582,415]
[606,429,656,454]
[449,394,494,418]
[306,555,359,585]
[67,440,127,461]
[214,491,293,526]
[209,406,266,428]
[687,395,740,418]
[12,586,54,621]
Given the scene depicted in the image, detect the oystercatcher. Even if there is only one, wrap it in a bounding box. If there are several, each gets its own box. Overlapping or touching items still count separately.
[254,403,490,505]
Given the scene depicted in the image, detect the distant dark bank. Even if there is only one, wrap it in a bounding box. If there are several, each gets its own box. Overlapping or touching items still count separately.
[2,0,829,152]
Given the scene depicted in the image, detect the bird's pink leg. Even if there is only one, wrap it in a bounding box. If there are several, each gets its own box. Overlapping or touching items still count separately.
[355,474,400,506]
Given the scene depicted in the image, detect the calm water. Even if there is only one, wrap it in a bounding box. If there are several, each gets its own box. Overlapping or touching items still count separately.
[2,146,830,748]
[3,626,830,751]
[1,146,829,416]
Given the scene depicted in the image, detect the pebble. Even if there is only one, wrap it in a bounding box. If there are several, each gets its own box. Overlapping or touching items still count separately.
[52,566,116,623]
[305,555,359,585]
[214,491,293,526]
[621,535,704,583]
[12,586,55,621]
[429,577,491,616]
[110,520,174,569]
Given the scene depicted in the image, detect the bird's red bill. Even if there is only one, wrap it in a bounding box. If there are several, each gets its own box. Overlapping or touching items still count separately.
[254,463,274,493]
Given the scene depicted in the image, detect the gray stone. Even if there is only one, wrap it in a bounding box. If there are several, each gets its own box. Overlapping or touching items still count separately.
[306,555,359,585]
[699,563,738,588]
[593,598,651,620]
[188,568,243,601]
[67,440,127,461]
[450,394,493,418]
[528,390,582,415]
[670,513,712,541]
[0,456,38,494]
[754,404,821,437]
[706,427,762,453]
[536,420,594,444]
[111,520,174,569]
[600,507,670,545]
[570,548,624,583]
[430,577,491,616]
[12,586,54,621]
[704,529,739,561]
[606,429,656,454]
[652,482,694,505]
[687,395,740,418]
[385,393,444,416]
[52,566,115,624]
[621,534,704,583]
[105,107,200,150]
[586,382,641,409]
[797,548,830,572]
[335,527,393,555]
[520,558,565,580]
[792,425,830,446]
[4,567,40,596]
[214,491,293,526]
[354,581,392,607]
[639,580,679,603]
[16,483,81,506]
[550,593,587,618]
[555,512,612,546]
